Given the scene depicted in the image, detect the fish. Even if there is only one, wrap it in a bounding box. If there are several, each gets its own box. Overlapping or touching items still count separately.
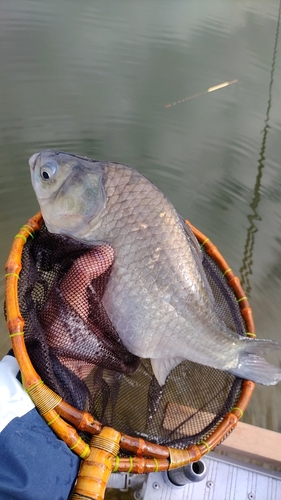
[29,150,281,386]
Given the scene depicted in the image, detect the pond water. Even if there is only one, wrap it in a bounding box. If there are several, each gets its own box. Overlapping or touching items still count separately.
[1,0,281,454]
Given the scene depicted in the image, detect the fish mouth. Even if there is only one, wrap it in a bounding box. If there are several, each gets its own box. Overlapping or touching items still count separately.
[29,152,40,170]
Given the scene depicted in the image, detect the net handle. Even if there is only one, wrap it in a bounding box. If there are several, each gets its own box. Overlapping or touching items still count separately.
[5,212,255,497]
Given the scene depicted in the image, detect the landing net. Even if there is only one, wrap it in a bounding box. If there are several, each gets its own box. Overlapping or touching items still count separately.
[16,219,249,450]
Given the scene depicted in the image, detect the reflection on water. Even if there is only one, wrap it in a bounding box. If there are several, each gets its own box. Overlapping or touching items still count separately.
[240,0,281,297]
[1,0,281,442]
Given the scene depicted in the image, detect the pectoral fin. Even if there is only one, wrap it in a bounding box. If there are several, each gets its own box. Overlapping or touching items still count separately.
[151,357,185,386]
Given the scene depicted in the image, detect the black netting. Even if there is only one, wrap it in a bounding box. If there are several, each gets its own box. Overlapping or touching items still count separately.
[18,223,245,449]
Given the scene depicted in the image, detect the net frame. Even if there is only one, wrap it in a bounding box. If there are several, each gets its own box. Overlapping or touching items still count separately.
[5,212,255,500]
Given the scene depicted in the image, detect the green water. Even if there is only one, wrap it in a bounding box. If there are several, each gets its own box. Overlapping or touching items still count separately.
[1,0,281,447]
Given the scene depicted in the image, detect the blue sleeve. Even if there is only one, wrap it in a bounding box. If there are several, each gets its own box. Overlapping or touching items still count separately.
[0,410,80,500]
[0,355,80,500]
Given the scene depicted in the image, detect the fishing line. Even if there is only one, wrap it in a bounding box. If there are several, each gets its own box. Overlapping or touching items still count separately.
[239,0,281,297]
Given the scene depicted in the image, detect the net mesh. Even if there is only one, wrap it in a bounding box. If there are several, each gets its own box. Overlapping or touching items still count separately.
[18,223,245,449]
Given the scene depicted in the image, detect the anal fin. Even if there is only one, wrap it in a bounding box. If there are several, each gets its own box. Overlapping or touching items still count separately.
[151,357,185,386]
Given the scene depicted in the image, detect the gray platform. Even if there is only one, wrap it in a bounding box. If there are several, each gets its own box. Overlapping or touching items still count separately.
[107,453,281,499]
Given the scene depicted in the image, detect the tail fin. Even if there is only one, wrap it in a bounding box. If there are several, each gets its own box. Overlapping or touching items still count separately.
[230,337,281,385]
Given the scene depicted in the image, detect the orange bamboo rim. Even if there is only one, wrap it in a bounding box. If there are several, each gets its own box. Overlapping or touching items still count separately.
[5,212,255,477]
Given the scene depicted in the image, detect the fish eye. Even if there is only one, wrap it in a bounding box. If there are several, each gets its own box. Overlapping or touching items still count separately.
[40,161,57,181]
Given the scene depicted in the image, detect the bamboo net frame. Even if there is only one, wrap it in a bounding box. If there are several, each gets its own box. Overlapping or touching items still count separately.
[5,212,255,500]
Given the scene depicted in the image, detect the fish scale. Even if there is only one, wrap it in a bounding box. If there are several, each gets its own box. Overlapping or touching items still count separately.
[78,164,234,361]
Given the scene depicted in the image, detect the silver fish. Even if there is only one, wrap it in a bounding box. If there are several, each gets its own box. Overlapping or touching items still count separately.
[29,150,281,386]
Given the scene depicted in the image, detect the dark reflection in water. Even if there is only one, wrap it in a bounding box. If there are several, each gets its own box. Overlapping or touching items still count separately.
[1,1,281,445]
[240,0,281,297]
